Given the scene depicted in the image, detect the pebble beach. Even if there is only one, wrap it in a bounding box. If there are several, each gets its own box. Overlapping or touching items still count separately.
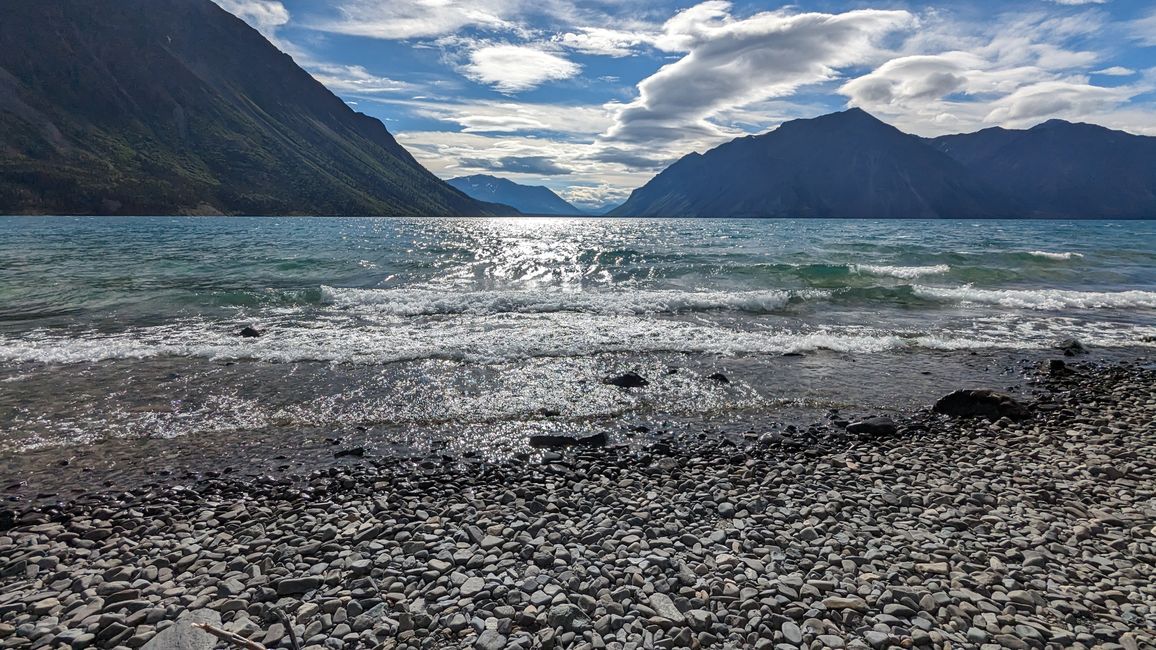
[1,359,1154,650]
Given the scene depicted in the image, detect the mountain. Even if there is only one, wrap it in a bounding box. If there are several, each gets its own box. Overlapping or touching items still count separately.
[930,120,1156,219]
[610,109,1012,219]
[447,175,584,215]
[0,0,509,216]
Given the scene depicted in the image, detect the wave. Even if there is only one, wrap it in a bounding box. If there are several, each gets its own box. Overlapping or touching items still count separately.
[849,264,950,279]
[2,311,1153,366]
[1027,251,1084,261]
[913,286,1156,310]
[320,286,826,316]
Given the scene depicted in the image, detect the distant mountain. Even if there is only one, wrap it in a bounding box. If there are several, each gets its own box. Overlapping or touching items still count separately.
[610,109,1011,219]
[447,175,584,215]
[0,0,509,216]
[930,120,1156,219]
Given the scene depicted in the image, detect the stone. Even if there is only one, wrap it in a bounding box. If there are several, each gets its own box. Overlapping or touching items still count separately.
[602,372,648,388]
[461,577,486,597]
[648,593,684,623]
[528,432,608,449]
[277,577,321,595]
[475,630,507,650]
[706,373,730,384]
[547,604,590,633]
[239,326,263,338]
[846,416,898,436]
[141,609,220,650]
[823,596,867,611]
[933,389,1030,421]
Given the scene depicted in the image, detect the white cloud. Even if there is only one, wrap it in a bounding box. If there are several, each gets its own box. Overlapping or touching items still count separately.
[395,99,613,135]
[311,0,519,40]
[834,8,1156,136]
[1094,66,1136,76]
[309,64,415,94]
[984,80,1135,123]
[211,0,290,39]
[1049,0,1107,5]
[601,3,916,145]
[463,44,582,92]
[555,27,653,57]
[1132,11,1156,47]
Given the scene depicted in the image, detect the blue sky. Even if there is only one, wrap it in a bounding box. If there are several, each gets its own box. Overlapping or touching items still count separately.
[213,0,1156,210]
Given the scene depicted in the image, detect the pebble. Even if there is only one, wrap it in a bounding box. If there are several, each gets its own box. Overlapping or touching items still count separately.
[1,361,1153,650]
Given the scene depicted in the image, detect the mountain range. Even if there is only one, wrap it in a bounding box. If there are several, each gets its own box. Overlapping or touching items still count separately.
[0,0,508,216]
[448,175,584,215]
[611,109,1156,219]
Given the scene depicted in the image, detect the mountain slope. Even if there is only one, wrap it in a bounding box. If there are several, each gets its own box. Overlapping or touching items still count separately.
[610,109,1012,218]
[0,0,508,216]
[447,175,583,215]
[931,120,1156,219]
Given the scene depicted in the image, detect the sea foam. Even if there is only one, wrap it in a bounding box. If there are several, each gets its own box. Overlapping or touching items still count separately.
[319,286,819,316]
[913,286,1156,310]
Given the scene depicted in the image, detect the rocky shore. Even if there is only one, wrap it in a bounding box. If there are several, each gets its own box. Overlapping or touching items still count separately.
[1,360,1153,650]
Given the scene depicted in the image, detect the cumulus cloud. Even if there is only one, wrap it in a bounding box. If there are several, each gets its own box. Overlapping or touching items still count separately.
[463,44,582,92]
[601,3,916,145]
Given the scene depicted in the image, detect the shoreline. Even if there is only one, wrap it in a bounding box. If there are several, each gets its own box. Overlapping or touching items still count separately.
[1,360,1154,649]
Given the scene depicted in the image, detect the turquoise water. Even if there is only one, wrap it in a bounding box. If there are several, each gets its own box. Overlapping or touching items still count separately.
[1,217,1154,460]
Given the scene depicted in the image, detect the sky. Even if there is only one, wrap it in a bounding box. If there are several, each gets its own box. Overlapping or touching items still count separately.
[213,0,1156,211]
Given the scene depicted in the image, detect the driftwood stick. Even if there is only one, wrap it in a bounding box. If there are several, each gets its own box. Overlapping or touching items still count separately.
[271,608,302,650]
[191,622,267,650]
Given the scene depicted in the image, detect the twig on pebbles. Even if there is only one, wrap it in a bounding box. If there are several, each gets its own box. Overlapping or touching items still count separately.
[191,622,267,649]
[271,607,302,650]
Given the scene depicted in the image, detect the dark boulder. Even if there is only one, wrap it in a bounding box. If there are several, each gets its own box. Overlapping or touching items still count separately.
[846,416,898,436]
[1056,338,1087,356]
[529,432,608,449]
[334,447,366,458]
[239,326,263,338]
[706,373,730,384]
[1046,359,1070,375]
[933,390,1031,421]
[603,372,649,388]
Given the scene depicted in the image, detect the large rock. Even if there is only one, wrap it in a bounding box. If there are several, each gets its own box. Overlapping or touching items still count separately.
[528,432,608,449]
[603,372,649,388]
[547,603,591,633]
[846,416,898,436]
[933,389,1030,421]
[141,609,220,650]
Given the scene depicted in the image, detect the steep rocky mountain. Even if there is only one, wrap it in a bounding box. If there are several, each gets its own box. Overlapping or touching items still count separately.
[0,0,509,216]
[931,120,1156,219]
[610,109,1013,219]
[447,175,584,215]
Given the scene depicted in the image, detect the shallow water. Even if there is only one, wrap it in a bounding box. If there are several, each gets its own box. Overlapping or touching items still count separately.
[1,217,1153,471]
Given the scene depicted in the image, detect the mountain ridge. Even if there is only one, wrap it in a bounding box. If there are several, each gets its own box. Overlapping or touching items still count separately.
[611,109,1156,219]
[610,109,1015,218]
[447,175,585,216]
[0,0,510,216]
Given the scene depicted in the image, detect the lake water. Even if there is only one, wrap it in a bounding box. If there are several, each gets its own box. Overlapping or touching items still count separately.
[1,217,1154,492]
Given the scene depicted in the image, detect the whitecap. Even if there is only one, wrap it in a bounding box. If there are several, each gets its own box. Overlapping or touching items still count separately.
[1027,251,1084,260]
[849,264,950,279]
[913,286,1156,310]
